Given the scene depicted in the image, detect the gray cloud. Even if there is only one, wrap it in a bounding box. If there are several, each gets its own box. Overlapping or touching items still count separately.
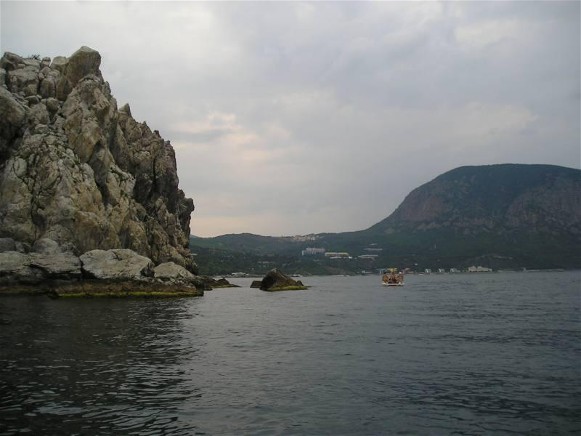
[2,1,579,237]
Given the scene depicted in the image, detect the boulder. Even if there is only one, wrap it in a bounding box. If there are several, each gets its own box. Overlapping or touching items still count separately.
[29,252,81,280]
[0,250,81,285]
[259,269,307,291]
[65,46,101,87]
[20,238,81,279]
[80,249,154,281]
[0,252,42,284]
[154,262,195,284]
[49,279,202,298]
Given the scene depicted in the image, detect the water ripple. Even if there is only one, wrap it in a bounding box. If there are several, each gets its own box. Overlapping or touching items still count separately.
[1,272,580,435]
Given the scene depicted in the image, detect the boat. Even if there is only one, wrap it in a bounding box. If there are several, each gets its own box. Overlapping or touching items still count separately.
[382,281,404,287]
[382,268,404,287]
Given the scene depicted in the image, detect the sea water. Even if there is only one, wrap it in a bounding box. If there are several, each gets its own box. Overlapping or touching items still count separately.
[0,271,579,434]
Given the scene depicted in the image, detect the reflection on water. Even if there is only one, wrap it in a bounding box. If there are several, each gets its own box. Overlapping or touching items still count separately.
[0,298,203,435]
[1,271,580,434]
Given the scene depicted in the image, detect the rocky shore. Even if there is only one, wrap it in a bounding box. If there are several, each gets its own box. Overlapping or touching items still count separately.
[0,237,205,297]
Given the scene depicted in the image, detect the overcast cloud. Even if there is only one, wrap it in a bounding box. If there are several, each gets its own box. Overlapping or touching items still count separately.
[2,1,579,237]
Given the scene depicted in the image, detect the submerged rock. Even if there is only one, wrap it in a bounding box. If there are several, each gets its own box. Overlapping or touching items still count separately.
[204,276,238,289]
[259,269,307,291]
[48,280,201,299]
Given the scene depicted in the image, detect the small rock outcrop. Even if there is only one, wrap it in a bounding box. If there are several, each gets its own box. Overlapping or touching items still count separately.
[0,47,196,275]
[259,269,307,291]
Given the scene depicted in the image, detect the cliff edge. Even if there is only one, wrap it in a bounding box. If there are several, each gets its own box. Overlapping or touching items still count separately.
[0,47,196,273]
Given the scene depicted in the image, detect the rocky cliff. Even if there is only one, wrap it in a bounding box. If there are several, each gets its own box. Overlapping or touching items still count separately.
[0,47,196,273]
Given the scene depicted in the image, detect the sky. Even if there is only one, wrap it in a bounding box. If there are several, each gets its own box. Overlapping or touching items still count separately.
[1,1,580,237]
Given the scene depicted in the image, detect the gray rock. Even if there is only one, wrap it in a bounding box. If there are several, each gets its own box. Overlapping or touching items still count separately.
[0,238,16,253]
[0,52,24,71]
[65,46,101,88]
[39,75,57,99]
[32,238,61,255]
[80,249,154,280]
[0,250,81,283]
[44,97,60,115]
[0,252,41,283]
[154,262,195,280]
[50,56,68,73]
[28,102,50,125]
[29,252,81,279]
[6,64,39,96]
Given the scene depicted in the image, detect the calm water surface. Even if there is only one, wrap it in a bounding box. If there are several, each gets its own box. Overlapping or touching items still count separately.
[0,271,579,435]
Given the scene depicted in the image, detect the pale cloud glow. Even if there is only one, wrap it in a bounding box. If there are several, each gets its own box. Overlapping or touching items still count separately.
[1,1,579,237]
[455,20,523,50]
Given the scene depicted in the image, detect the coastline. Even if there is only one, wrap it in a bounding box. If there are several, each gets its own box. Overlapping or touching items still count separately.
[0,279,203,298]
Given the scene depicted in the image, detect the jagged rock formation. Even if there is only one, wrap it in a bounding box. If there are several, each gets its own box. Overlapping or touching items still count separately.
[0,47,196,273]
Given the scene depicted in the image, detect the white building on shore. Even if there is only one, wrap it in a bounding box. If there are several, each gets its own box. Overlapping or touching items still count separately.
[468,265,493,272]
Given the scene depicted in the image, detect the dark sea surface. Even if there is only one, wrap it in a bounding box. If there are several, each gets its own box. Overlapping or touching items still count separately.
[0,271,579,435]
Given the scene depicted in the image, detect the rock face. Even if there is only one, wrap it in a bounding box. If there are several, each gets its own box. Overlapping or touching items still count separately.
[259,269,307,291]
[0,47,196,273]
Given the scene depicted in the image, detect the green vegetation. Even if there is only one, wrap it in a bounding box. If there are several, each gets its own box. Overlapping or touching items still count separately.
[191,226,580,276]
[190,235,387,276]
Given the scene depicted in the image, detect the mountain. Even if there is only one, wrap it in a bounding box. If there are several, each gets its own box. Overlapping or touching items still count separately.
[363,164,581,269]
[373,164,580,235]
[192,164,581,274]
[0,47,196,272]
